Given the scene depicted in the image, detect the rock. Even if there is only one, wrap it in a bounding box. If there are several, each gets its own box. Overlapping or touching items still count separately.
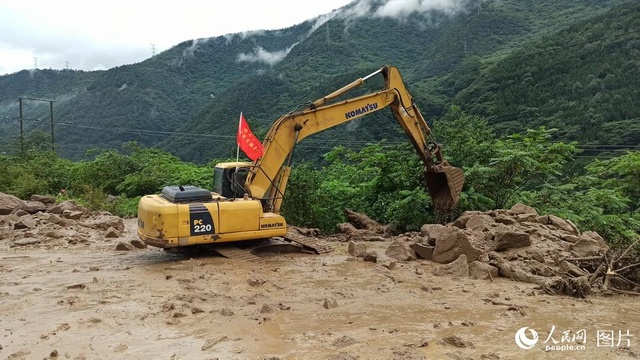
[12,201,47,214]
[469,261,499,280]
[260,304,274,314]
[410,243,434,260]
[0,193,22,215]
[515,213,538,223]
[47,200,80,215]
[11,238,41,246]
[344,208,390,236]
[323,297,338,309]
[432,227,482,264]
[547,215,577,234]
[0,213,20,226]
[570,235,608,257]
[46,230,65,239]
[560,234,581,243]
[115,242,135,251]
[220,308,234,316]
[337,223,359,236]
[509,203,538,216]
[105,227,121,238]
[441,334,475,348]
[247,277,266,286]
[380,260,397,270]
[433,254,469,277]
[492,231,531,251]
[385,239,416,261]
[363,251,378,262]
[46,213,63,225]
[420,223,446,241]
[494,214,516,225]
[12,209,29,217]
[63,210,84,220]
[13,216,37,229]
[452,211,486,229]
[581,231,608,248]
[466,215,495,232]
[30,194,56,204]
[348,241,368,257]
[82,215,124,231]
[130,239,147,249]
[332,335,356,348]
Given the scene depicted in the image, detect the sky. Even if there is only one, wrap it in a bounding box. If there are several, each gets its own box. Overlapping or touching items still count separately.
[0,0,354,75]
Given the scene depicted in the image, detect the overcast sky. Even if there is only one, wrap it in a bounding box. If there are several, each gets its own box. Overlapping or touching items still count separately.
[0,0,354,75]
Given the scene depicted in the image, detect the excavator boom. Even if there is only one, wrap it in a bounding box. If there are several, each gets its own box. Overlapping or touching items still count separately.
[246,65,464,213]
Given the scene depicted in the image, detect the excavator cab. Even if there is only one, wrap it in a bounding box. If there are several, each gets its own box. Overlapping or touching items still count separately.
[213,162,252,198]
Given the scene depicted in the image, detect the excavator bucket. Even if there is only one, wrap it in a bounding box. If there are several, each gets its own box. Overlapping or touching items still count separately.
[424,165,465,212]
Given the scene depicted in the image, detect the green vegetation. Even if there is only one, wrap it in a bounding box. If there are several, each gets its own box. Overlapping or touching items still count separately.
[3,104,638,249]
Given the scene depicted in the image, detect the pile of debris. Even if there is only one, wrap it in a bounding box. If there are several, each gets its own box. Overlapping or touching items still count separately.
[0,192,143,250]
[337,205,639,298]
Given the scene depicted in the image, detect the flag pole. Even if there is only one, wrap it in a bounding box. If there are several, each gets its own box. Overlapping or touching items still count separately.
[236,112,241,165]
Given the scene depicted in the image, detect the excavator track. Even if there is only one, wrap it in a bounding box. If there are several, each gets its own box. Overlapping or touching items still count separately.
[282,232,334,254]
[208,244,267,263]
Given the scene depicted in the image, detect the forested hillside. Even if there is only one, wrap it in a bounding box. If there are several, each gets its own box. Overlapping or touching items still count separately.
[0,0,636,162]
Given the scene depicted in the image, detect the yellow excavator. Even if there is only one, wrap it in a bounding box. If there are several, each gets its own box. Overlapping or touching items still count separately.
[137,65,464,249]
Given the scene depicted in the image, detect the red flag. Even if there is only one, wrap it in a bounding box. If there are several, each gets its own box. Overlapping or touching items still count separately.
[237,113,264,161]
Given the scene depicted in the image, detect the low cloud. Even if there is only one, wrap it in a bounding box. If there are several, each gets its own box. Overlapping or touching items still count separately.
[340,0,484,20]
[237,45,296,66]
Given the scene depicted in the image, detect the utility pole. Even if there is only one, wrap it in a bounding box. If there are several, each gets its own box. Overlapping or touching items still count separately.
[151,43,156,56]
[33,57,38,69]
[50,101,55,152]
[65,61,70,70]
[18,97,24,154]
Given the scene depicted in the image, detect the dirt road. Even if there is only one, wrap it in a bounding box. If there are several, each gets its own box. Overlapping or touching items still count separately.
[1,219,638,360]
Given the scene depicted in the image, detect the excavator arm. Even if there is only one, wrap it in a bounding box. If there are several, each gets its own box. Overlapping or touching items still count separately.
[245,65,464,214]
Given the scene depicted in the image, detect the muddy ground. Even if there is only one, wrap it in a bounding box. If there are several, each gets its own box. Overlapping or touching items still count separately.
[1,217,639,360]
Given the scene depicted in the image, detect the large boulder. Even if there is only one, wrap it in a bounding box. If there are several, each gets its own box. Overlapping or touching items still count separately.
[348,241,368,257]
[570,231,609,257]
[433,254,469,277]
[0,193,22,215]
[452,211,485,229]
[30,194,56,204]
[464,214,495,232]
[431,227,482,264]
[410,243,434,260]
[47,200,80,215]
[508,203,538,216]
[469,261,499,280]
[82,215,125,231]
[12,200,47,214]
[385,239,416,261]
[492,230,531,251]
[420,223,446,243]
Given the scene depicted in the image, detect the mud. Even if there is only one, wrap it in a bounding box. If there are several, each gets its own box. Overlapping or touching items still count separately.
[1,218,639,360]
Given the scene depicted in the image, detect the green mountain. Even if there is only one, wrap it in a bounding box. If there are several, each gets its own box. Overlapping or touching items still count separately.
[0,0,636,162]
